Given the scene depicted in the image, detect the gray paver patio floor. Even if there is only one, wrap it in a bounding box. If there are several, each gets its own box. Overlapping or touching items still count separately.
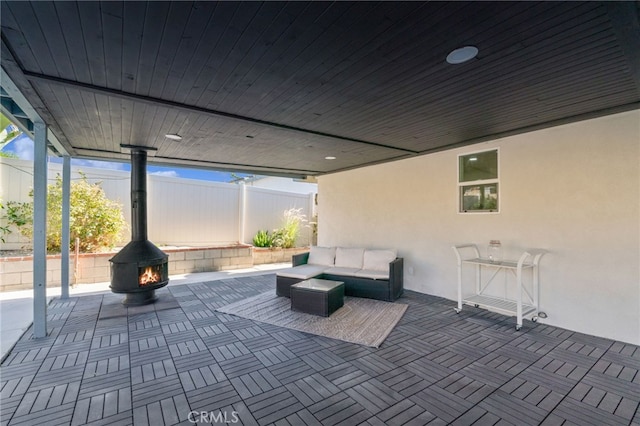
[1,274,639,425]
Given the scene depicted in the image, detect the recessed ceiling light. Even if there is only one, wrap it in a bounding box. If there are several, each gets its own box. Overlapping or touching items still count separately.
[325,156,336,160]
[446,46,478,64]
[165,133,182,141]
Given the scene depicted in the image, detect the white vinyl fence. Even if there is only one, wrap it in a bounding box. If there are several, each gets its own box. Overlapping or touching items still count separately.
[0,158,315,250]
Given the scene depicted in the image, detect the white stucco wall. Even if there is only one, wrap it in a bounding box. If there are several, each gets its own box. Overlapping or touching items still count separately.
[318,110,640,345]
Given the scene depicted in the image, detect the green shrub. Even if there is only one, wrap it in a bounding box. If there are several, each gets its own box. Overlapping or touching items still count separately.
[252,209,308,249]
[271,208,307,249]
[5,173,127,253]
[252,229,273,247]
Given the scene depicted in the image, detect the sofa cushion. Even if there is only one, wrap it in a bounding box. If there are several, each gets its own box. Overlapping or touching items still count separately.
[324,267,361,277]
[354,269,390,280]
[363,249,397,272]
[277,264,327,280]
[334,247,365,269]
[308,246,336,266]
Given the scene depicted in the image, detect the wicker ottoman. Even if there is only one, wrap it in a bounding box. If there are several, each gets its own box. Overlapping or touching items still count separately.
[290,278,345,317]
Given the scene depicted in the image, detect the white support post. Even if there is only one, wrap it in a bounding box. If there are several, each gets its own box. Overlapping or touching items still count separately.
[61,155,71,299]
[33,121,48,338]
[308,192,315,246]
[238,182,247,244]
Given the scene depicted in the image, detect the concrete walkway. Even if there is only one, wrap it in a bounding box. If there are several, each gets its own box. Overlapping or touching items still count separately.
[0,263,290,362]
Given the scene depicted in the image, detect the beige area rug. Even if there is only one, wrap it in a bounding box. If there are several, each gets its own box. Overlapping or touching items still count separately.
[216,292,408,348]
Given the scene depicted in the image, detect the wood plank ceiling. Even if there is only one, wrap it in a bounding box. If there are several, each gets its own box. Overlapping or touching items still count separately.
[1,1,639,177]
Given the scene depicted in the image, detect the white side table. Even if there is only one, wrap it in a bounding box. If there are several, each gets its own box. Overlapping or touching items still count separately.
[452,244,546,330]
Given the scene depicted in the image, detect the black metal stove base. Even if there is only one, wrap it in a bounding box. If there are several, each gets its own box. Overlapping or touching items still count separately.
[121,290,158,306]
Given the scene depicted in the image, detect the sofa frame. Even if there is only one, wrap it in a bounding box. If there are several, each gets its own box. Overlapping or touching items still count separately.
[276,252,404,302]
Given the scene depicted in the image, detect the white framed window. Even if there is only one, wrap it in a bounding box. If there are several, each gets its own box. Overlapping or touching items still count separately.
[458,148,499,213]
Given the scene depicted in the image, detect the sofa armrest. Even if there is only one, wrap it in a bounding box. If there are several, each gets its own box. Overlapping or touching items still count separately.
[389,257,404,301]
[292,252,310,267]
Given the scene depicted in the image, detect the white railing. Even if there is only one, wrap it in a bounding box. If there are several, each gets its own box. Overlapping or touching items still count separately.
[0,157,315,249]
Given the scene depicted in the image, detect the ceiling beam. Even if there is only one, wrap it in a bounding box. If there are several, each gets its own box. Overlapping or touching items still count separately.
[23,71,420,155]
[410,102,640,159]
[71,147,317,178]
[0,67,69,156]
[605,2,640,90]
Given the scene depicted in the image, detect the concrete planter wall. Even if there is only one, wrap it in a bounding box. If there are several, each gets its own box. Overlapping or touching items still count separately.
[0,245,309,292]
[252,247,309,265]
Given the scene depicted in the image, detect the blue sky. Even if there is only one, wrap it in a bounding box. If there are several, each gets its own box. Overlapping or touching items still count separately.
[2,134,249,182]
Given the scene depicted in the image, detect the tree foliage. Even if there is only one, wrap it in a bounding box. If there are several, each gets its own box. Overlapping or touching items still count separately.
[0,199,11,243]
[5,174,127,253]
[0,112,22,152]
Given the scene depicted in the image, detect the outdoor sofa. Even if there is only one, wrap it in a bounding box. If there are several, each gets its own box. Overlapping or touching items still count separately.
[276,246,404,302]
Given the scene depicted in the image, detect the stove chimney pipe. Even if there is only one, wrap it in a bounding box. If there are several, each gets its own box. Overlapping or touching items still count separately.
[130,148,148,242]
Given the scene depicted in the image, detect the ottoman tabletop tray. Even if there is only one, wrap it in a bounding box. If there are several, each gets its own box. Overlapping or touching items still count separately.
[290,278,345,317]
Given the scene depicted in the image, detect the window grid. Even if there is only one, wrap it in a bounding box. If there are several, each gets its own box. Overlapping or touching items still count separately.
[458,149,499,213]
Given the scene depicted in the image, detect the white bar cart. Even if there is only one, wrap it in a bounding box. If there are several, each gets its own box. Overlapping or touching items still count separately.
[452,244,546,330]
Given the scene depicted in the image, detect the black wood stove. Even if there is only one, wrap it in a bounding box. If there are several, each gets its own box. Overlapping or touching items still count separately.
[110,146,168,305]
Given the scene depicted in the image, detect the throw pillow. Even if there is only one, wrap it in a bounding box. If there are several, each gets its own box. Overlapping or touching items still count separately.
[308,246,336,266]
[363,249,397,272]
[334,247,365,269]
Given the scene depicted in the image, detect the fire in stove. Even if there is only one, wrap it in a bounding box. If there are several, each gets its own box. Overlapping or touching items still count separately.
[139,265,162,286]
